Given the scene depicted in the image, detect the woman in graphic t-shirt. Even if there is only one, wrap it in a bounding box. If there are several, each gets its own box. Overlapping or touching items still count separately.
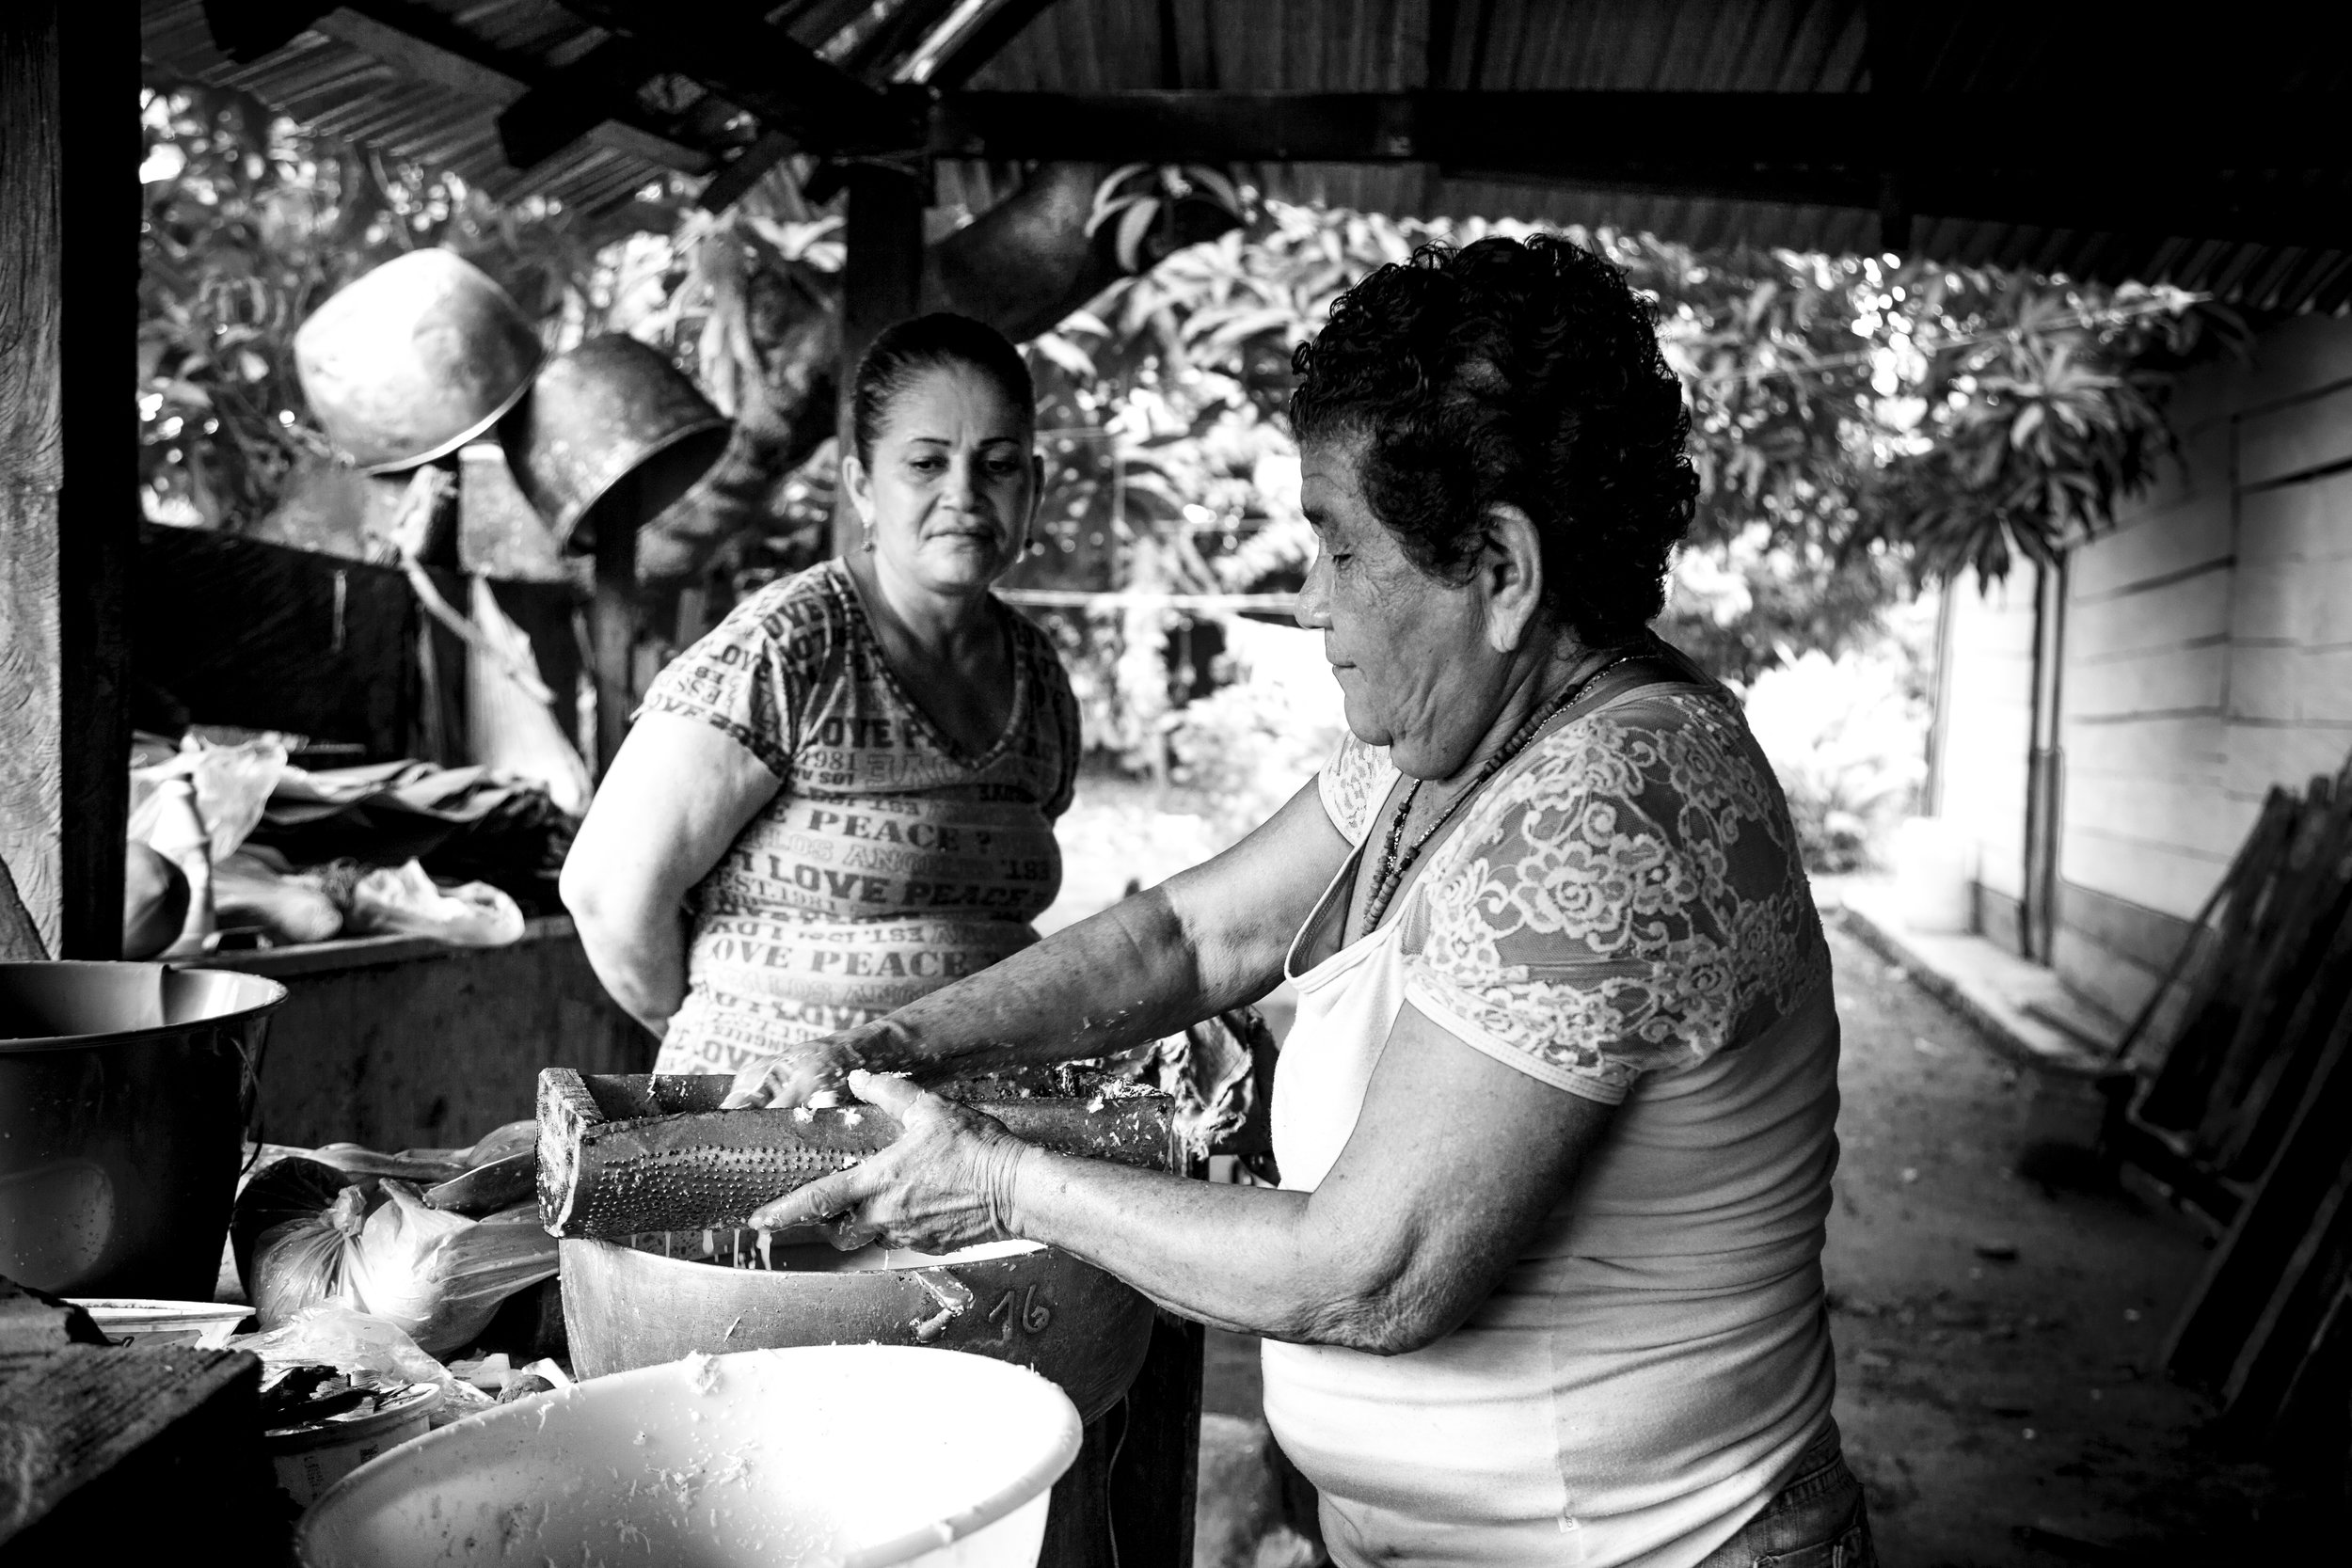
[561,312,1080,1077]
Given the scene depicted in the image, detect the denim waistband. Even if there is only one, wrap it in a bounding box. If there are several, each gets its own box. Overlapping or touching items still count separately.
[1762,1427,1851,1513]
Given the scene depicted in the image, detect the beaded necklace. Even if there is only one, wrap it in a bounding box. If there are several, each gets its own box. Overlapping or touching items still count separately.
[1358,649,1643,937]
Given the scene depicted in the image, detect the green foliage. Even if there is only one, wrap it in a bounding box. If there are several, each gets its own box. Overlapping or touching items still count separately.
[1163,618,1347,842]
[136,76,808,536]
[1860,275,2234,581]
[1742,645,1930,873]
[1656,525,1911,690]
[142,83,2226,721]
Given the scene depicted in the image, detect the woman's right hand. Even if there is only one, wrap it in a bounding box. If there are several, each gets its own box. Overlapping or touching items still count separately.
[721,1033,866,1109]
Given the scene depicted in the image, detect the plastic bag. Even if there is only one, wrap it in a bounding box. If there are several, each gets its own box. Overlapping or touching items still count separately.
[237,1160,559,1356]
[128,731,288,865]
[128,777,215,956]
[1147,1006,1270,1155]
[347,860,525,947]
[245,1177,372,1330]
[228,1304,494,1427]
[343,1181,557,1355]
[467,576,592,817]
[215,847,344,944]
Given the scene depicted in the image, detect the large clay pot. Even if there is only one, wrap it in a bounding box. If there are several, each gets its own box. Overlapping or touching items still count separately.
[561,1234,1156,1424]
[499,334,731,554]
[294,250,543,474]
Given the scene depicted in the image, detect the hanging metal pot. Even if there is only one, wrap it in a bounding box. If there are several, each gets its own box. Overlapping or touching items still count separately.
[294,249,544,474]
[499,334,733,554]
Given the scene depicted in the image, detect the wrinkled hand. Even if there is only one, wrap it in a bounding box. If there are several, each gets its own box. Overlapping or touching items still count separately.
[747,1070,1033,1255]
[721,1033,865,1109]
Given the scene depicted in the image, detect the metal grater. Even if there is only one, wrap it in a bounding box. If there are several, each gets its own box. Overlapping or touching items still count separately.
[537,1069,1178,1239]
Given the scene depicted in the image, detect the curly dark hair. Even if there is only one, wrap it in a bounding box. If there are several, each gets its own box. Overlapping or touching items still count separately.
[1289,234,1697,646]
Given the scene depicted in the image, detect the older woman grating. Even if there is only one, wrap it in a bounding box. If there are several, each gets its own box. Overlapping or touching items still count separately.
[725,237,1870,1568]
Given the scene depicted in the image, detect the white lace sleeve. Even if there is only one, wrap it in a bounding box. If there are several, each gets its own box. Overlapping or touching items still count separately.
[1401,691,1830,1103]
[1317,731,1399,846]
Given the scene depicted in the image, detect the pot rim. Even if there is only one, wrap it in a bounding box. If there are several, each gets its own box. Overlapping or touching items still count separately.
[357,361,542,477]
[0,961,288,1053]
[543,413,733,546]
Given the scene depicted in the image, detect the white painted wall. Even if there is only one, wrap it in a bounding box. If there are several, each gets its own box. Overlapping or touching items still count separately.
[1935,313,2352,1023]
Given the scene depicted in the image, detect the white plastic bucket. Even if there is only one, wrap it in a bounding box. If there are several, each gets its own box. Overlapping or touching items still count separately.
[295,1344,1084,1568]
[1890,816,1979,933]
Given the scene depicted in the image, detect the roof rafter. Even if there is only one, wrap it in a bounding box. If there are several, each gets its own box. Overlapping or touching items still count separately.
[690,0,1071,214]
[200,0,719,173]
[552,0,918,153]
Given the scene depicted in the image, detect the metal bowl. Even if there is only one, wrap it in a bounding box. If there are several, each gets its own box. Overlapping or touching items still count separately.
[0,962,286,1296]
[294,249,544,475]
[498,334,732,554]
[560,1233,1156,1424]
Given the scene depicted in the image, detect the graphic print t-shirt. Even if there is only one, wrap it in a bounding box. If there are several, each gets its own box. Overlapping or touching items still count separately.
[638,559,1080,1075]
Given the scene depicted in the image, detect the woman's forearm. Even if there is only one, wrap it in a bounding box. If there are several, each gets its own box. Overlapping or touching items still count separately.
[1004,1150,1409,1350]
[850,780,1345,1079]
[850,886,1253,1075]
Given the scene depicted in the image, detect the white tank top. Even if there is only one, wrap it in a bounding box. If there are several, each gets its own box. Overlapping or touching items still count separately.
[1262,784,1839,1566]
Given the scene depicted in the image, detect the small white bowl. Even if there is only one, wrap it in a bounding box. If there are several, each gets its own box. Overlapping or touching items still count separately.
[70,1296,253,1348]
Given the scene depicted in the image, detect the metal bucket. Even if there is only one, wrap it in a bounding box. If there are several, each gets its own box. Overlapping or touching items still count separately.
[498,334,732,554]
[560,1234,1156,1424]
[295,249,544,474]
[0,962,286,1296]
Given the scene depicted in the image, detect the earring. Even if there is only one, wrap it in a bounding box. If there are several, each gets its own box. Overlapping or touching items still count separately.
[861,519,876,554]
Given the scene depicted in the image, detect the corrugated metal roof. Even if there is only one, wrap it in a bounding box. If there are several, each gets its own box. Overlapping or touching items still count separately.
[141,0,2352,311]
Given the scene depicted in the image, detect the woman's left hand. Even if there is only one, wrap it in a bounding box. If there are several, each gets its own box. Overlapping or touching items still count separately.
[747,1069,1034,1254]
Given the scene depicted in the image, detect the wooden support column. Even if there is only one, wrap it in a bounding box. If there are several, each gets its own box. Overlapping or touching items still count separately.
[2022,557,2068,964]
[1108,1313,1206,1568]
[0,2,132,959]
[834,161,928,558]
[589,480,641,780]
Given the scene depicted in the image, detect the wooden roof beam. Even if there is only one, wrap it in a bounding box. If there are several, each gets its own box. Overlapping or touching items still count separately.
[498,36,689,175]
[929,90,2349,249]
[201,0,719,174]
[694,0,1063,214]
[930,90,2344,172]
[555,0,919,153]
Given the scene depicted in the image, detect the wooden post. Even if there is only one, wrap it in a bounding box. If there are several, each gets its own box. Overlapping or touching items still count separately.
[2022,557,2067,963]
[590,478,641,779]
[1109,1313,1206,1568]
[834,160,927,558]
[0,2,131,959]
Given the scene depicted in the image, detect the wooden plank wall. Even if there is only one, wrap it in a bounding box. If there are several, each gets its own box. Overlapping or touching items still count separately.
[190,919,651,1149]
[0,5,129,959]
[2050,314,2352,1024]
[132,522,584,766]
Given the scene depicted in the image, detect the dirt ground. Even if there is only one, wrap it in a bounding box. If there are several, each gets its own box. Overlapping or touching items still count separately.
[1191,921,2327,1567]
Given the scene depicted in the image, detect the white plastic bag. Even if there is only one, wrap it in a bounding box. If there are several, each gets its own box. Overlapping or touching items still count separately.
[342,1181,557,1355]
[243,1169,558,1357]
[248,1181,370,1329]
[228,1304,495,1427]
[347,860,525,947]
[467,576,592,817]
